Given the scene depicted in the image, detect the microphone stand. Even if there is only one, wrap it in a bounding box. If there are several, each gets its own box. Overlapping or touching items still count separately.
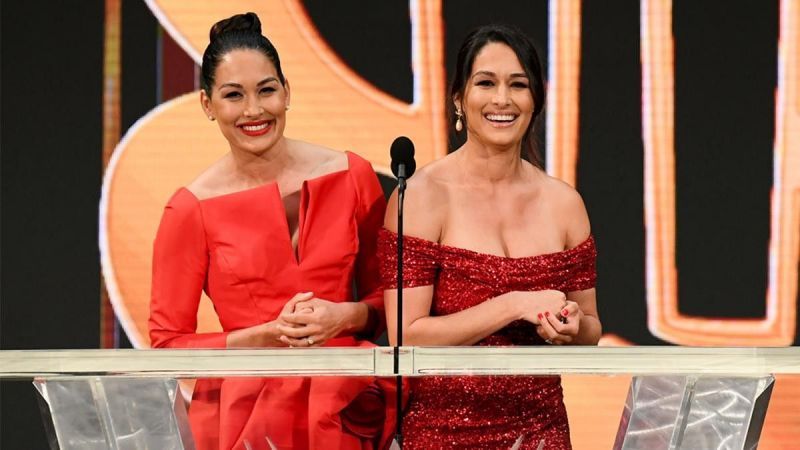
[394,164,407,447]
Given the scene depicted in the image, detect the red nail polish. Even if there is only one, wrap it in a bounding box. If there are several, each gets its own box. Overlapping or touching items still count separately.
[562,309,569,316]
[545,311,550,317]
[537,313,543,320]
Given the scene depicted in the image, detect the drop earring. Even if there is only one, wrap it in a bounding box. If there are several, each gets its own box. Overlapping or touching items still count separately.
[455,109,463,132]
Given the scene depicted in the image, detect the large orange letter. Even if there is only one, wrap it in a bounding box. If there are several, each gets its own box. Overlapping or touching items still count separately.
[641,0,799,345]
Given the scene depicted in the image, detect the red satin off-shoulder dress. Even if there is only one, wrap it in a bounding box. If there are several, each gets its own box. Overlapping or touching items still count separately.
[149,152,395,450]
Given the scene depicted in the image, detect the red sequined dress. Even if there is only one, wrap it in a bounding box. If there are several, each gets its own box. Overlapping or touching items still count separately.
[378,229,596,450]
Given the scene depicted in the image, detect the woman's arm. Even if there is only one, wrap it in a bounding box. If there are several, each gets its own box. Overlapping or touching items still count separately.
[149,191,230,348]
[536,184,602,345]
[385,281,571,346]
[568,288,601,345]
[350,154,389,338]
[387,285,518,346]
[149,190,298,349]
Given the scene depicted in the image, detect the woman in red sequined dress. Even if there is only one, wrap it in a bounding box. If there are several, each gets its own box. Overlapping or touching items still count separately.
[379,24,601,449]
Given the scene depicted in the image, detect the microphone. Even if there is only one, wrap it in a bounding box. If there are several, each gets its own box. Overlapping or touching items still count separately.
[390,136,416,181]
[389,136,415,448]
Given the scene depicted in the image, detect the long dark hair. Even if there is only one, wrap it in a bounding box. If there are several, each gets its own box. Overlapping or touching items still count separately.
[200,12,286,96]
[449,24,546,167]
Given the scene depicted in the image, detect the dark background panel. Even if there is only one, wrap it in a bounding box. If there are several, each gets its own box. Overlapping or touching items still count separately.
[302,1,413,104]
[122,0,160,133]
[0,3,104,350]
[577,0,661,343]
[673,0,776,318]
[1,1,105,449]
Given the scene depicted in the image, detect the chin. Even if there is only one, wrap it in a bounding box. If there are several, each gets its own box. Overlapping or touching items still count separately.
[484,136,522,150]
[241,136,277,153]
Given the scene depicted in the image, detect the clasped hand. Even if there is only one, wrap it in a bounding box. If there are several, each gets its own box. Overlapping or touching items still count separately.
[519,289,583,345]
[275,292,348,347]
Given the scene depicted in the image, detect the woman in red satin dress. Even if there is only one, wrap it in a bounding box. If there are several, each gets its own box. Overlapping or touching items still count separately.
[149,13,394,450]
[379,25,601,449]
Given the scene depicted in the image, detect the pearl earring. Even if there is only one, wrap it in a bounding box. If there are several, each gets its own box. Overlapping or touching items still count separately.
[455,109,463,132]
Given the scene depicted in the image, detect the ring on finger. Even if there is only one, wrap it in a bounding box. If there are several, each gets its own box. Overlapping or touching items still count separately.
[306,337,315,346]
[545,339,553,344]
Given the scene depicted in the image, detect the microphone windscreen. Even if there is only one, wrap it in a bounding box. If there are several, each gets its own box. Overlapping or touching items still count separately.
[390,136,416,178]
[390,136,414,161]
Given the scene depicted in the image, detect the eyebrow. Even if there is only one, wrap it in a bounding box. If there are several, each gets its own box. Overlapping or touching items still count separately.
[219,77,279,89]
[472,70,529,79]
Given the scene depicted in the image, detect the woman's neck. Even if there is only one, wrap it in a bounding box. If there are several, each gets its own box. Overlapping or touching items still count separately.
[458,138,527,184]
[229,137,293,184]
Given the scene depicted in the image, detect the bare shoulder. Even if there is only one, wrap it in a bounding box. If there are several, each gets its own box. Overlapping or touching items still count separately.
[407,155,452,195]
[541,175,585,209]
[185,155,232,200]
[291,139,348,174]
[540,175,592,247]
[384,155,451,241]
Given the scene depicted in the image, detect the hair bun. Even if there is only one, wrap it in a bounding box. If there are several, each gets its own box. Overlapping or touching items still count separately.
[209,12,262,42]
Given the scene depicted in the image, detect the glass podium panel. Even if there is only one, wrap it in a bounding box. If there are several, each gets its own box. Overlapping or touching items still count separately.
[0,346,796,449]
[613,375,774,450]
[34,377,193,450]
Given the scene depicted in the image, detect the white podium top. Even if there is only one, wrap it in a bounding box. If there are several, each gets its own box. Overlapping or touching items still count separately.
[1,346,799,379]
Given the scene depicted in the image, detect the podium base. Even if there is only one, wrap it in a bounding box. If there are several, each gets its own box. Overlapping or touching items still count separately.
[35,377,194,450]
[613,375,774,450]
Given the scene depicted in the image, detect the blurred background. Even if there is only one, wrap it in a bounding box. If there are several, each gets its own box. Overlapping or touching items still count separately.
[2,0,798,448]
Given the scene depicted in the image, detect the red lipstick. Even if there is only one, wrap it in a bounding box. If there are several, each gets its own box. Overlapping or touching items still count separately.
[238,120,272,137]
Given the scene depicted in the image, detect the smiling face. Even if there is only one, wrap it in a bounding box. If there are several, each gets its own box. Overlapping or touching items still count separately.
[200,49,290,155]
[457,42,534,151]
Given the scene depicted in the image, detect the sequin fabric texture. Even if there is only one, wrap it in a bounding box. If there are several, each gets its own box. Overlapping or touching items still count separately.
[378,229,597,450]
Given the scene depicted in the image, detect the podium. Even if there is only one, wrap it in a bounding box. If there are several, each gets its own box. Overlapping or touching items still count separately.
[613,375,773,450]
[2,347,798,450]
[34,377,193,450]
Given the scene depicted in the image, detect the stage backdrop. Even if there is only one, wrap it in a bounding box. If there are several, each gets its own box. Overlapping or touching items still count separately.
[98,1,800,448]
